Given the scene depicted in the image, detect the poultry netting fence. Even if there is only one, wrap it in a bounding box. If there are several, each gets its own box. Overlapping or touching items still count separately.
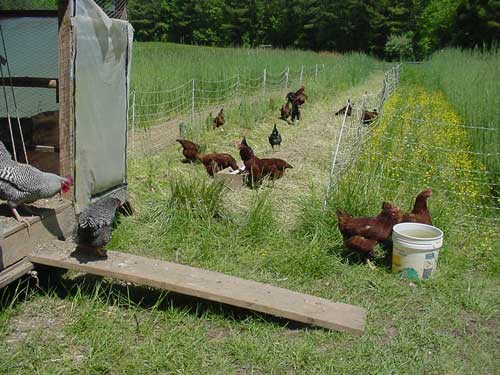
[128,63,325,155]
[325,65,401,199]
[325,64,499,235]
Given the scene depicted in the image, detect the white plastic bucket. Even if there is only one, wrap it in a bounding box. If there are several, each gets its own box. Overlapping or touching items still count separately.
[392,223,444,280]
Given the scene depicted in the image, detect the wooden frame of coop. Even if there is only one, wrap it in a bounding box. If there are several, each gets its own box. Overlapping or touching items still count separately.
[0,0,130,287]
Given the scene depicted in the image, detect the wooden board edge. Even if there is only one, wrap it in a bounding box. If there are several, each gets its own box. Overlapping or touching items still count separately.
[0,259,33,289]
[2,201,73,238]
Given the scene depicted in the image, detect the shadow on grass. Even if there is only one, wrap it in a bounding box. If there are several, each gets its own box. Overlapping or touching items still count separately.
[7,265,317,332]
[326,242,393,270]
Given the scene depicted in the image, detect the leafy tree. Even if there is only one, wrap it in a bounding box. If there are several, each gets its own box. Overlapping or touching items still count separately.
[451,0,500,49]
[385,33,414,61]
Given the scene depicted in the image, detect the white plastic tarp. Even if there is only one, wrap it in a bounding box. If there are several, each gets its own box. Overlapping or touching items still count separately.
[73,0,133,212]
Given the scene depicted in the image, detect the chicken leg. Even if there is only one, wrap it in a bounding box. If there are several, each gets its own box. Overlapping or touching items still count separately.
[95,247,108,258]
[11,207,31,227]
[366,259,376,270]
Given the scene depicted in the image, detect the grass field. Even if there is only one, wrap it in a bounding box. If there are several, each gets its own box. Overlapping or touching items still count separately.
[1,45,499,374]
[414,48,500,178]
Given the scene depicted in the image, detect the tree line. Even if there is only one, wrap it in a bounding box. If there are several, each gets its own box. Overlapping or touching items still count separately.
[1,0,498,59]
[129,0,499,59]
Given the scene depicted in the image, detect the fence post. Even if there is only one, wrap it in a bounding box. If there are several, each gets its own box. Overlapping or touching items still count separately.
[315,64,318,79]
[131,89,136,153]
[285,67,289,89]
[235,73,240,97]
[262,68,267,92]
[324,99,350,209]
[299,65,304,84]
[191,78,195,125]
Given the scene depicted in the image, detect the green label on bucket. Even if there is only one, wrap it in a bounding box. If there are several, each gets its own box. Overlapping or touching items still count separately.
[401,268,419,280]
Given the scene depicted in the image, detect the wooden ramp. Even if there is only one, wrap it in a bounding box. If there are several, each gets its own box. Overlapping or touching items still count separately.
[30,244,366,335]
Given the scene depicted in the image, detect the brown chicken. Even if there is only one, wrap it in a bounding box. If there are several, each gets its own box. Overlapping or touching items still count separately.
[212,108,225,130]
[176,138,238,176]
[401,188,433,225]
[286,86,308,122]
[236,138,292,186]
[198,153,239,177]
[292,86,308,106]
[361,109,378,125]
[280,101,291,121]
[176,139,200,162]
[335,99,352,116]
[337,202,401,260]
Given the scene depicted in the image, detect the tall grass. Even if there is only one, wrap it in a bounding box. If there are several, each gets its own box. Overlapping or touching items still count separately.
[132,43,378,92]
[413,47,500,177]
[130,43,380,130]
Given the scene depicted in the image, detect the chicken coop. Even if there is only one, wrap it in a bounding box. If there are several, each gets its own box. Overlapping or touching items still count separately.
[0,0,133,286]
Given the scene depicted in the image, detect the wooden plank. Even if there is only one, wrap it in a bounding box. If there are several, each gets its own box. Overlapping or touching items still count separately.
[0,202,75,269]
[0,259,33,289]
[29,245,367,334]
[0,77,57,89]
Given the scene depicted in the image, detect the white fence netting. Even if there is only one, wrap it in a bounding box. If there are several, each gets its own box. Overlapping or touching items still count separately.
[324,64,499,234]
[128,63,326,154]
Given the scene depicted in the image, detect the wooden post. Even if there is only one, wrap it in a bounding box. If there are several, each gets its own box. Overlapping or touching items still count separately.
[285,67,289,89]
[315,64,318,79]
[58,0,74,198]
[299,65,304,84]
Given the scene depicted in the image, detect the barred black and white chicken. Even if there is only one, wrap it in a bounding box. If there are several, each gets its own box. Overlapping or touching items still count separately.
[0,141,73,225]
[76,197,121,258]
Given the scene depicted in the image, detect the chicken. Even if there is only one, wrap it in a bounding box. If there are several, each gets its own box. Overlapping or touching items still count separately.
[361,109,378,125]
[0,141,73,225]
[268,124,282,151]
[286,86,308,122]
[176,139,200,163]
[337,202,401,260]
[177,139,238,176]
[212,108,225,130]
[280,102,291,121]
[198,153,239,177]
[401,188,433,225]
[286,91,296,103]
[76,197,121,258]
[291,101,301,122]
[292,86,308,106]
[237,139,292,186]
[335,99,352,116]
